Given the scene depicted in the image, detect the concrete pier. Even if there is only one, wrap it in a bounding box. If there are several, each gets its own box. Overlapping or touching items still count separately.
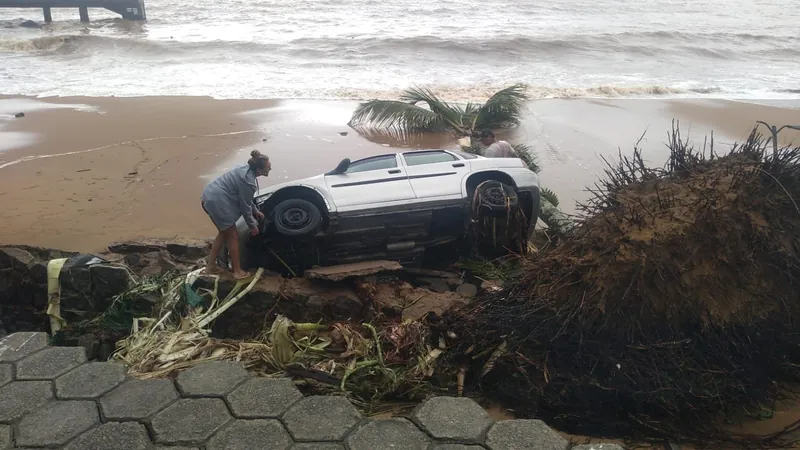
[0,0,146,22]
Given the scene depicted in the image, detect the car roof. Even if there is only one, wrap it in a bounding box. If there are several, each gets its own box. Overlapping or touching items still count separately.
[351,149,481,163]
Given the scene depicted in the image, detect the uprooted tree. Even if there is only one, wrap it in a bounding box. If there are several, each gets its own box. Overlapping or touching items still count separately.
[440,123,800,448]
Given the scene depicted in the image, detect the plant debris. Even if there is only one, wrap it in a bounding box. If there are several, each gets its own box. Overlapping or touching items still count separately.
[442,123,800,448]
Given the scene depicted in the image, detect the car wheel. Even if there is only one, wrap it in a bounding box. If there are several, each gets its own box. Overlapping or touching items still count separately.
[474,180,519,216]
[273,198,322,236]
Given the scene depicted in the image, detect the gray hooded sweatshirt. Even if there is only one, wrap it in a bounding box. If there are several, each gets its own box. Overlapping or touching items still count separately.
[201,165,259,231]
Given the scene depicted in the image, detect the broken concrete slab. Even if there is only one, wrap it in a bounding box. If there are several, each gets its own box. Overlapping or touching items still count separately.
[346,418,430,450]
[206,419,293,450]
[304,260,402,281]
[485,420,568,450]
[100,379,179,421]
[0,381,53,423]
[16,346,87,380]
[107,240,165,254]
[225,377,303,419]
[412,397,492,442]
[64,421,151,450]
[16,400,100,447]
[176,361,250,397]
[0,332,48,363]
[166,241,211,261]
[282,396,361,441]
[150,398,231,445]
[0,247,36,270]
[55,361,127,399]
[403,267,462,279]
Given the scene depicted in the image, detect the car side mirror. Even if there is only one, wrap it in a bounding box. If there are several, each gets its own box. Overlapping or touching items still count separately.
[326,158,351,175]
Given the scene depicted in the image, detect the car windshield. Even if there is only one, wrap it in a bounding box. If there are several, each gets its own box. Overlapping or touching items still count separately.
[345,155,397,173]
[451,150,479,160]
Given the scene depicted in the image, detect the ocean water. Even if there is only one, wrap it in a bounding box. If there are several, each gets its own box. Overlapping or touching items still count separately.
[0,0,798,101]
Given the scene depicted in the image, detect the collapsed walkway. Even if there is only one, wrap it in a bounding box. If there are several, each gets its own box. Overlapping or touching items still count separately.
[0,332,623,449]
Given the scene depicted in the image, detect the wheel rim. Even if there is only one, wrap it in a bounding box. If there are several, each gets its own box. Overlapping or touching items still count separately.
[483,185,508,207]
[278,206,312,230]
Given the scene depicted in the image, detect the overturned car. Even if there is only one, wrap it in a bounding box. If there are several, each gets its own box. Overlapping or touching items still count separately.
[226,149,541,274]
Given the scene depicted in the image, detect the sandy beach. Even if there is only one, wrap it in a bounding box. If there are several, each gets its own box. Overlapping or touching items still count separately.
[1,96,799,252]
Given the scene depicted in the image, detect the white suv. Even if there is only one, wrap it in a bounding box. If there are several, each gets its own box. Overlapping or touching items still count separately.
[229,149,541,272]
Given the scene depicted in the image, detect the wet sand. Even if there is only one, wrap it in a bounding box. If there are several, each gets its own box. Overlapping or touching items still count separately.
[1,96,799,253]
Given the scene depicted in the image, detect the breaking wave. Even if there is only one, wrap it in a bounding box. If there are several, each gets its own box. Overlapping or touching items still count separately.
[1,31,798,60]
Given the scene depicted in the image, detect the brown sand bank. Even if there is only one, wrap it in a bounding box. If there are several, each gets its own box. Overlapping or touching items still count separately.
[1,96,800,253]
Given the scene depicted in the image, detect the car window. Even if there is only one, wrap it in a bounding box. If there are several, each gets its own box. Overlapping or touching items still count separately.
[451,150,478,160]
[345,155,397,173]
[403,151,457,166]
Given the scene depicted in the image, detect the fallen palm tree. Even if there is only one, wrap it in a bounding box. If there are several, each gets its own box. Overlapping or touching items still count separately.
[441,124,800,448]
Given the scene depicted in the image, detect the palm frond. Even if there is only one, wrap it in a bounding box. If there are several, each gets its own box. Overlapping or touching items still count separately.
[512,144,540,173]
[348,100,449,132]
[541,187,560,207]
[474,84,529,131]
[399,87,468,134]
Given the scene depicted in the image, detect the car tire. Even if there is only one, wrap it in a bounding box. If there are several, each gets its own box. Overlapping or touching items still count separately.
[474,180,519,216]
[272,198,322,237]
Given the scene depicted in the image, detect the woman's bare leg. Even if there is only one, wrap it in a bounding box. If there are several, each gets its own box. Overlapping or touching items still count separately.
[206,231,225,273]
[224,227,248,278]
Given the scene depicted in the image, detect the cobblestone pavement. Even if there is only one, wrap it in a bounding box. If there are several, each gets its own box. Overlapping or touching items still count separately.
[0,332,625,449]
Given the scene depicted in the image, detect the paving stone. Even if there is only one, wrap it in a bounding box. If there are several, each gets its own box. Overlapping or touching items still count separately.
[0,381,53,423]
[346,418,430,450]
[0,364,11,387]
[572,445,625,450]
[206,419,292,450]
[226,377,303,418]
[290,444,345,450]
[0,424,11,449]
[431,445,486,449]
[16,346,87,380]
[412,397,492,442]
[64,422,151,450]
[177,361,250,397]
[151,398,231,445]
[485,420,568,450]
[100,379,179,420]
[154,447,199,450]
[16,400,100,447]
[0,332,48,363]
[56,361,127,399]
[282,396,360,441]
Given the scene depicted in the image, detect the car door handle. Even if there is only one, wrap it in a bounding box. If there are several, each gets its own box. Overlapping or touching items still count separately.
[388,169,401,174]
[452,163,465,168]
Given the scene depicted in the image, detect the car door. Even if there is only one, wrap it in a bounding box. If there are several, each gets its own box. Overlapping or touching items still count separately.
[324,154,416,210]
[402,150,470,200]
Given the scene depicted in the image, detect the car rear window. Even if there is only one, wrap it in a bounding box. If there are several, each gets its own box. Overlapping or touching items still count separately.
[345,155,398,173]
[403,151,457,166]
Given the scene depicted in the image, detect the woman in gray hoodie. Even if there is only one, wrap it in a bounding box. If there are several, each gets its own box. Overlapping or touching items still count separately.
[201,150,271,279]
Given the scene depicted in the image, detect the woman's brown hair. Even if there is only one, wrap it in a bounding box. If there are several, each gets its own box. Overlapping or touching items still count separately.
[248,150,269,170]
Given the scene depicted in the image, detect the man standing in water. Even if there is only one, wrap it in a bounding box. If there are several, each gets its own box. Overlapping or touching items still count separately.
[478,129,518,158]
